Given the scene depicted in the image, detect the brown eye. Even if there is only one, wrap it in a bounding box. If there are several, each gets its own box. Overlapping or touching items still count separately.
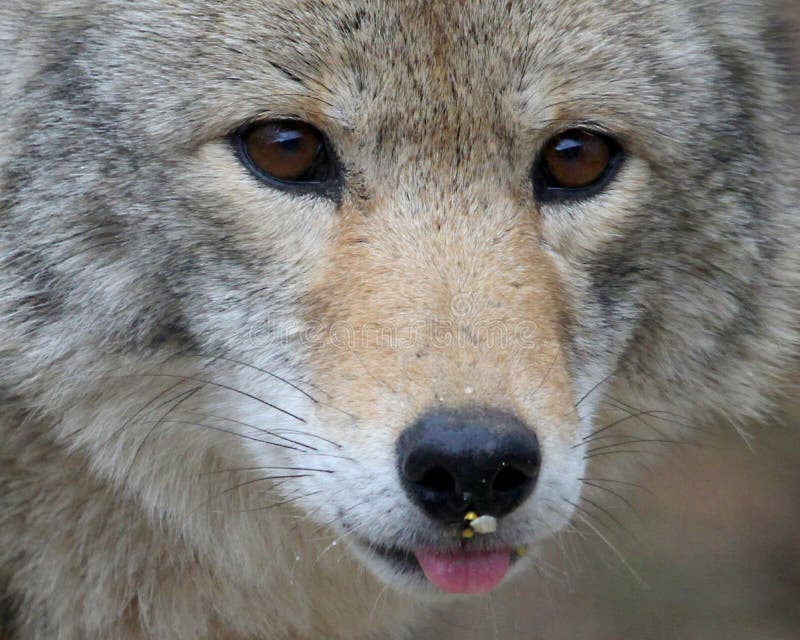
[535,129,622,201]
[234,120,341,196]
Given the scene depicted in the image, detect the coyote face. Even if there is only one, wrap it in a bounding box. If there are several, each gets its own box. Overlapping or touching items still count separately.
[0,1,796,637]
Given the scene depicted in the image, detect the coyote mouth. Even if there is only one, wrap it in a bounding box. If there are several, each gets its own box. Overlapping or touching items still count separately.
[353,538,519,595]
[359,540,420,571]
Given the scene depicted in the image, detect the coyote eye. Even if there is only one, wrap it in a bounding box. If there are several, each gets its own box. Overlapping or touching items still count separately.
[234,120,341,196]
[534,130,622,202]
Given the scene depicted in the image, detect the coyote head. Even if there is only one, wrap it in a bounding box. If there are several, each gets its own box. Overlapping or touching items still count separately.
[0,0,796,625]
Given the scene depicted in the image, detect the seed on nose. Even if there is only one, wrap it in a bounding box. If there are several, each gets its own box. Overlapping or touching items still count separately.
[470,516,498,534]
[462,512,497,538]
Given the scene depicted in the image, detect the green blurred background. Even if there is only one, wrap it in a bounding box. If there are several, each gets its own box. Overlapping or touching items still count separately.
[427,5,800,639]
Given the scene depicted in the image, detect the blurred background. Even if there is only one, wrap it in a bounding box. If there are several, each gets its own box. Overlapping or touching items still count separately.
[426,4,800,639]
[428,401,800,640]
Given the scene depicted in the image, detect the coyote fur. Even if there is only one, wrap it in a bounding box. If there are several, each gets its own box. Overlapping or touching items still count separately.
[0,1,797,638]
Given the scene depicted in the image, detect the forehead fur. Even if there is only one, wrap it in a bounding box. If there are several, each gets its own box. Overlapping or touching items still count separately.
[3,1,722,139]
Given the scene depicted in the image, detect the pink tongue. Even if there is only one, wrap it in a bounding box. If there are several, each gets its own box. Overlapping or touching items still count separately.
[414,548,511,594]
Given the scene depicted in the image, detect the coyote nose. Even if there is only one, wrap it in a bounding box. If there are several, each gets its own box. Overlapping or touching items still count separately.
[397,408,540,523]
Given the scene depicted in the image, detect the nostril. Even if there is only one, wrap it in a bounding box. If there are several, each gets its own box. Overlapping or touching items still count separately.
[419,466,457,493]
[493,466,531,493]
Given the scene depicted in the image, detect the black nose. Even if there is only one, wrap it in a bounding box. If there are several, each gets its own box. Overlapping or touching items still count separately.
[397,408,541,523]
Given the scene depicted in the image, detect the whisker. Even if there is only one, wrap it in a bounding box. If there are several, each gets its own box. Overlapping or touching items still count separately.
[565,499,646,587]
[262,429,344,450]
[189,352,318,400]
[235,491,324,514]
[200,474,314,510]
[122,385,205,484]
[579,479,639,513]
[183,351,359,421]
[579,476,655,496]
[542,500,592,542]
[69,378,187,447]
[583,437,697,456]
[124,373,307,423]
[179,412,319,450]
[598,401,670,440]
[583,449,666,461]
[582,434,656,443]
[577,408,699,446]
[201,466,334,475]
[602,396,708,436]
[152,419,308,452]
[368,583,391,629]
[184,411,343,450]
[579,496,637,541]
[562,370,618,421]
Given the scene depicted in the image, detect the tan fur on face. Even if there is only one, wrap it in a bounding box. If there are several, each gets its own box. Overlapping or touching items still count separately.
[308,193,574,437]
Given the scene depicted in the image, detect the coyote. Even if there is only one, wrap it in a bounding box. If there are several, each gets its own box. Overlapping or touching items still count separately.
[0,1,796,638]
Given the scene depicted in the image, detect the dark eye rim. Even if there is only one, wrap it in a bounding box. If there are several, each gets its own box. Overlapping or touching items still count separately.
[533,129,625,204]
[232,119,343,200]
